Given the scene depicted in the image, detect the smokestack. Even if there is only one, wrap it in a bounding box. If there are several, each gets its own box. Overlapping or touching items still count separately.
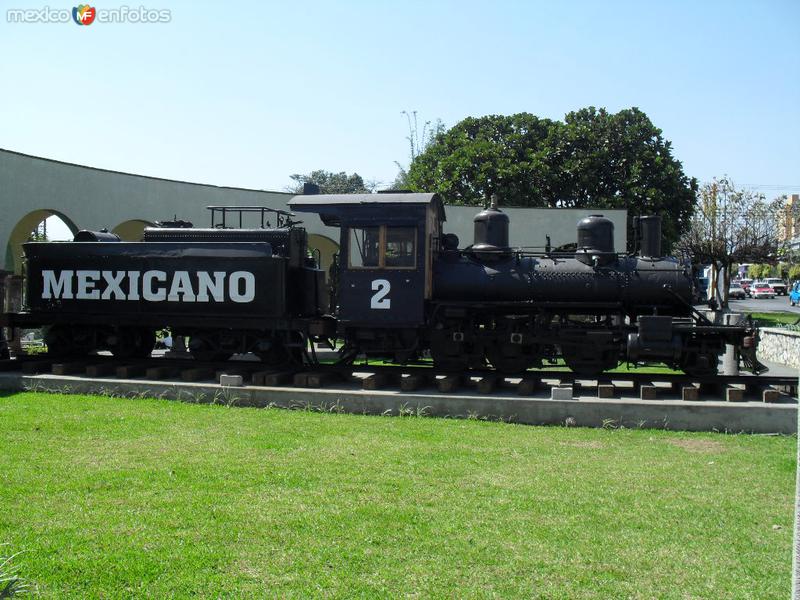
[638,215,662,258]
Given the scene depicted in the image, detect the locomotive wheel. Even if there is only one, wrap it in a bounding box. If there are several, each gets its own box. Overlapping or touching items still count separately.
[111,328,155,359]
[429,332,471,372]
[679,352,719,377]
[256,336,301,366]
[486,344,539,374]
[431,355,470,372]
[44,325,81,357]
[189,335,232,362]
[561,343,619,377]
[430,341,485,371]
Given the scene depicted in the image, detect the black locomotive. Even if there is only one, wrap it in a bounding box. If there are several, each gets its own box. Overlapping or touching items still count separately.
[4,192,763,377]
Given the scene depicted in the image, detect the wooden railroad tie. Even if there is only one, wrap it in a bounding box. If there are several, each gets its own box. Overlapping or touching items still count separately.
[85,363,117,377]
[400,373,428,392]
[21,359,55,375]
[475,375,497,394]
[293,371,339,388]
[145,365,181,380]
[597,383,615,398]
[436,375,461,393]
[256,371,294,386]
[681,385,699,401]
[0,359,27,372]
[725,385,745,402]
[639,384,658,400]
[51,361,90,376]
[116,364,147,379]
[180,367,215,382]
[361,372,400,391]
[517,377,540,396]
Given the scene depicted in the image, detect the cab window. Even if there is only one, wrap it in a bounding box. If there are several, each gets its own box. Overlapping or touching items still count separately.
[348,225,416,269]
[349,227,380,268]
[385,227,416,268]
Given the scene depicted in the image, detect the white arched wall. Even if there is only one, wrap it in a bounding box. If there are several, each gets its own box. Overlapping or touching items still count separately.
[307,233,339,280]
[6,209,79,273]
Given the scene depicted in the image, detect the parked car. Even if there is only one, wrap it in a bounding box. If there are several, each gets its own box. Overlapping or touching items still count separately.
[728,283,746,300]
[764,278,788,296]
[751,283,775,299]
[739,278,753,296]
[790,282,800,306]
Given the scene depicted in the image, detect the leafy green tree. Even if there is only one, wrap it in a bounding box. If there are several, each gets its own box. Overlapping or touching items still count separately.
[406,107,697,251]
[747,264,759,279]
[778,262,790,279]
[27,220,48,242]
[788,264,800,282]
[289,170,374,195]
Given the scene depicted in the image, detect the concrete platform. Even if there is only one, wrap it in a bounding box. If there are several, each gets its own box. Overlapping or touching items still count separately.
[0,372,796,434]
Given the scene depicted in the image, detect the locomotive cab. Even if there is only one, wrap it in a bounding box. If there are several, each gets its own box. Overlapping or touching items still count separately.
[290,192,444,330]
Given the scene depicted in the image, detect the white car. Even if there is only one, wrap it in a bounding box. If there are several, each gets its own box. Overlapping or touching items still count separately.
[750,283,775,299]
[728,283,746,300]
[764,278,787,296]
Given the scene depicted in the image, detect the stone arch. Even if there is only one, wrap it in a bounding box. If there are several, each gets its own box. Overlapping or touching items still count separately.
[307,233,340,280]
[112,219,154,242]
[5,209,80,274]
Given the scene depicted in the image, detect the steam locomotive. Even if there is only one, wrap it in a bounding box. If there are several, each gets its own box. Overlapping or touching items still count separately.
[3,192,763,377]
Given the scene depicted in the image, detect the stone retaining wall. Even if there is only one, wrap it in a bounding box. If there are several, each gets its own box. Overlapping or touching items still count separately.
[758,327,800,368]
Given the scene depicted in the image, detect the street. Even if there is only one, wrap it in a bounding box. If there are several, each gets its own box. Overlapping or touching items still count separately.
[727,295,800,314]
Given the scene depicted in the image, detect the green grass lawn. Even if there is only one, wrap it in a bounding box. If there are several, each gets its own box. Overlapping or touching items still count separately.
[748,311,800,328]
[0,392,794,598]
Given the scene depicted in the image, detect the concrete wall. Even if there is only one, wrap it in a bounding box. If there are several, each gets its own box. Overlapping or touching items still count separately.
[0,373,794,434]
[758,327,800,369]
[0,149,298,272]
[1,148,627,275]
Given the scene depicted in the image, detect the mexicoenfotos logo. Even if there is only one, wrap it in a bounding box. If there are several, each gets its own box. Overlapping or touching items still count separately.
[72,4,95,25]
[6,5,171,24]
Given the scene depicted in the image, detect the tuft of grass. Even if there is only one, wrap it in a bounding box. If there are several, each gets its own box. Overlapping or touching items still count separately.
[0,549,31,598]
[0,392,794,598]
[748,311,800,328]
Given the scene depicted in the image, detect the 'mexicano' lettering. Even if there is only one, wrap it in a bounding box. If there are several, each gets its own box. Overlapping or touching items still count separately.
[41,269,256,303]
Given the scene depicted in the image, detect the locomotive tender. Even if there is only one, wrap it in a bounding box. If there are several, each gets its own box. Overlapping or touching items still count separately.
[4,192,763,377]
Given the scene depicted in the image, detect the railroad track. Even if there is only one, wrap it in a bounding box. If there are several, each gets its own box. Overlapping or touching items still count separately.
[0,354,795,403]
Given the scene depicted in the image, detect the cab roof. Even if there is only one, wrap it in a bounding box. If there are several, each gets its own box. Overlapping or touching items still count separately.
[289,192,445,227]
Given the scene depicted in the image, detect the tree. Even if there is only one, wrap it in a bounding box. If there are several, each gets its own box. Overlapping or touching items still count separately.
[778,262,790,279]
[748,264,772,279]
[28,219,48,242]
[405,107,697,251]
[392,111,445,190]
[677,178,785,307]
[788,264,800,282]
[288,170,375,195]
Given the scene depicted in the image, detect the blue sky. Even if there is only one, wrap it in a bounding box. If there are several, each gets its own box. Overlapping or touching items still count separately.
[1,0,798,201]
